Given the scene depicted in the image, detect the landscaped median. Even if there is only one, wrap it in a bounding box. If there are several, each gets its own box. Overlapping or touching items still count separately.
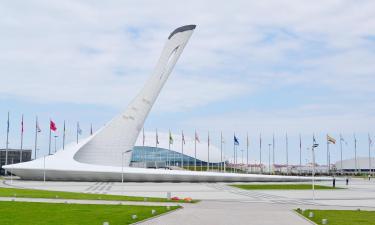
[230,184,340,190]
[0,187,198,203]
[0,201,180,225]
[296,208,375,225]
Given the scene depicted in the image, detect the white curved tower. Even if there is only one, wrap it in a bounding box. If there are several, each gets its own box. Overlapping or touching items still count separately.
[74,25,196,167]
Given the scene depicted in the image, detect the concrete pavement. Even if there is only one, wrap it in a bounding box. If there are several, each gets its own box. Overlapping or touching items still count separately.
[2,178,375,225]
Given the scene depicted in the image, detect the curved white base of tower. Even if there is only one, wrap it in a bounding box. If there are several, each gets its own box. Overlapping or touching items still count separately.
[5,139,330,182]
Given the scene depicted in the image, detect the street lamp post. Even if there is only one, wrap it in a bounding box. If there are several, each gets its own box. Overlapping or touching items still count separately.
[311,142,319,201]
[122,150,132,184]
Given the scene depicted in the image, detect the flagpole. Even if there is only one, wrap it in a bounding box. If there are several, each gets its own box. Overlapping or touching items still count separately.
[5,111,10,174]
[48,119,52,155]
[286,133,288,175]
[233,132,236,173]
[34,116,38,160]
[63,120,65,149]
[340,134,343,174]
[142,127,145,167]
[155,128,158,168]
[76,122,79,144]
[195,130,197,171]
[327,135,329,175]
[299,133,302,175]
[181,130,184,169]
[368,133,371,177]
[354,134,357,174]
[168,130,171,168]
[221,131,224,172]
[246,132,249,169]
[259,133,262,174]
[268,143,271,174]
[207,131,210,171]
[20,114,24,162]
[272,133,275,174]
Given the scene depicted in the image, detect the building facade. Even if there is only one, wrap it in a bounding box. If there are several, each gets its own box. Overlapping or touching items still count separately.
[0,149,32,175]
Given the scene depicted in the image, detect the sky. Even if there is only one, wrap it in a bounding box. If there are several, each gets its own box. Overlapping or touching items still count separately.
[1,0,375,165]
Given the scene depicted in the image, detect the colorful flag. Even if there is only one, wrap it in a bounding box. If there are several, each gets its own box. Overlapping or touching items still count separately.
[327,134,336,144]
[207,131,210,147]
[369,134,373,147]
[50,120,57,131]
[21,114,24,133]
[156,129,159,145]
[340,135,347,145]
[234,135,239,145]
[195,131,200,143]
[7,112,10,133]
[36,118,41,132]
[77,122,82,135]
[312,134,318,148]
[142,128,145,146]
[169,130,174,144]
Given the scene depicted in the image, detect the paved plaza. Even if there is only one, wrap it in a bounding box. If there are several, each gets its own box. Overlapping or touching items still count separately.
[1,178,375,224]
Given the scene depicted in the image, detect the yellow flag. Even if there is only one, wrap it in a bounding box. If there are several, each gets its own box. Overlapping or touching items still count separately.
[327,134,336,144]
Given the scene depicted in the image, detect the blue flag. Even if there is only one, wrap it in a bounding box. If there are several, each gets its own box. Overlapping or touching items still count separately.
[234,135,239,145]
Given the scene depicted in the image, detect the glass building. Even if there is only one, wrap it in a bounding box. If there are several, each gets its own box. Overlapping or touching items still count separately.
[131,146,221,168]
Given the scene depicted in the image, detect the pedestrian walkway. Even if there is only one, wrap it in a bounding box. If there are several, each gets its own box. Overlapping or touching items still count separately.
[85,182,114,194]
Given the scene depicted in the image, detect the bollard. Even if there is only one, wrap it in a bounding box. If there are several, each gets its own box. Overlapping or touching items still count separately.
[322,218,328,224]
[309,212,314,218]
[151,209,156,215]
[131,214,137,220]
[103,222,109,225]
[167,192,171,200]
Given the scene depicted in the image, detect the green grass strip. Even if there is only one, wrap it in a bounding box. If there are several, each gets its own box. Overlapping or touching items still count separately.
[230,184,339,190]
[296,209,375,225]
[0,201,179,225]
[0,187,197,203]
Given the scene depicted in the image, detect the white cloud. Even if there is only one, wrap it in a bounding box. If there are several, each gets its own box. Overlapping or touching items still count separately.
[1,0,375,116]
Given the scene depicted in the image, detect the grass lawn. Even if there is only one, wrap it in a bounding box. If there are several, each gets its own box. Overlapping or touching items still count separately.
[0,187,197,203]
[0,201,179,225]
[296,209,375,225]
[230,184,339,190]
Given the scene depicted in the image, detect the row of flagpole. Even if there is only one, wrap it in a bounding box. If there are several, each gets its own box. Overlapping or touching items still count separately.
[2,112,374,175]
[146,128,374,174]
[3,112,93,163]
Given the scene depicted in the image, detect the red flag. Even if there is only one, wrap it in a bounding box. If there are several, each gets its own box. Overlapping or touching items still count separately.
[50,120,57,131]
[21,115,24,133]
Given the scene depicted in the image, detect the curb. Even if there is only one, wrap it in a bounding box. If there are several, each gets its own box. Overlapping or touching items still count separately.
[130,206,183,225]
[292,210,318,225]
